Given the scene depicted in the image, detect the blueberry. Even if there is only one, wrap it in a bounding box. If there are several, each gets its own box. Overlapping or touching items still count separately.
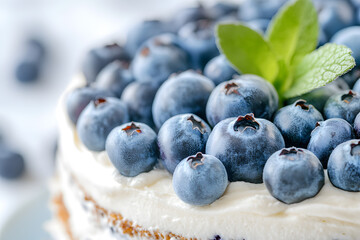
[307,118,355,168]
[274,100,324,148]
[77,98,129,151]
[152,70,214,129]
[106,122,158,177]
[263,147,324,204]
[319,0,355,38]
[0,145,25,179]
[172,152,228,206]
[247,18,270,34]
[352,78,360,92]
[125,20,173,57]
[158,114,211,174]
[206,114,285,183]
[131,34,190,85]
[171,4,209,31]
[331,26,360,65]
[121,81,160,128]
[82,43,130,84]
[237,0,286,21]
[342,68,360,88]
[178,19,219,70]
[318,27,328,47]
[66,86,115,124]
[208,2,238,20]
[324,90,360,124]
[206,75,278,127]
[204,55,238,86]
[94,60,134,98]
[354,113,360,137]
[328,140,360,192]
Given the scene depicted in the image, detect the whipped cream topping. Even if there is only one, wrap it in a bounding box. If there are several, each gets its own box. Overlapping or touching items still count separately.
[56,75,360,240]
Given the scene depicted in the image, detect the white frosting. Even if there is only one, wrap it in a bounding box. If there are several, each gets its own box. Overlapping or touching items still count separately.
[57,75,360,240]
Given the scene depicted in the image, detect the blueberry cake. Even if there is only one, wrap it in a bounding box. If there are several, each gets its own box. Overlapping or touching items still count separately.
[48,0,360,239]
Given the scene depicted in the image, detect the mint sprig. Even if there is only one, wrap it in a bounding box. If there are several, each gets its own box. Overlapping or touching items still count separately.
[216,0,355,100]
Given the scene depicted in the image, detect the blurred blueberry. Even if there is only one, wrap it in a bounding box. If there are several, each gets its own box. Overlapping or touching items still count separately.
[204,55,238,86]
[208,2,238,19]
[352,78,360,92]
[106,122,158,177]
[331,26,360,65]
[237,0,287,21]
[82,43,130,84]
[206,74,278,127]
[171,4,209,31]
[342,68,360,88]
[324,90,360,124]
[247,18,270,34]
[333,77,350,90]
[318,27,328,47]
[15,38,46,83]
[206,114,285,183]
[354,112,360,137]
[263,147,324,204]
[66,86,114,125]
[158,114,211,174]
[178,19,219,70]
[152,70,214,129]
[94,60,134,98]
[274,100,324,148]
[328,140,360,191]
[125,20,173,57]
[131,34,190,85]
[0,145,25,180]
[307,118,355,168]
[173,153,228,206]
[77,98,129,151]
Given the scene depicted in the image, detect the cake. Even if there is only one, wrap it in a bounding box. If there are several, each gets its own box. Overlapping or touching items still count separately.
[48,0,360,239]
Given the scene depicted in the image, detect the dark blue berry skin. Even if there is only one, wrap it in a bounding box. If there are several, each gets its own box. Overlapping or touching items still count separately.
[237,0,286,21]
[66,87,115,125]
[206,74,278,127]
[0,145,25,179]
[343,68,360,88]
[157,114,211,174]
[178,19,219,70]
[106,122,159,177]
[204,55,238,86]
[94,60,134,98]
[77,98,129,152]
[121,81,160,129]
[172,153,228,206]
[331,26,360,65]
[324,90,360,124]
[152,71,214,129]
[206,114,285,183]
[263,147,324,204]
[318,27,328,47]
[125,20,173,57]
[274,100,324,148]
[319,0,355,38]
[82,43,130,84]
[328,140,360,192]
[208,2,238,19]
[171,4,209,31]
[131,34,190,85]
[247,18,270,34]
[354,113,360,138]
[307,118,355,168]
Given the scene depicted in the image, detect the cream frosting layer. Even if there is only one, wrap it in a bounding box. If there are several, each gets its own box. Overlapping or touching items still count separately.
[57,75,360,240]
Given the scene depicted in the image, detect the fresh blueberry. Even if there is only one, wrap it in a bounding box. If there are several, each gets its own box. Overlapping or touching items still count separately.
[66,86,115,124]
[93,60,134,98]
[307,118,355,168]
[319,0,355,38]
[0,145,25,180]
[208,2,238,19]
[331,26,360,65]
[125,20,173,57]
[131,34,190,85]
[274,100,324,148]
[121,81,160,128]
[206,74,278,127]
[237,0,286,21]
[82,43,130,84]
[354,113,360,137]
[15,38,46,83]
[172,152,228,206]
[106,122,158,177]
[158,114,211,174]
[206,114,285,183]
[204,55,238,86]
[342,68,360,88]
[247,18,270,34]
[178,19,219,70]
[324,90,360,124]
[352,78,360,92]
[171,4,209,31]
[152,70,214,129]
[263,147,324,204]
[328,140,360,192]
[77,98,129,151]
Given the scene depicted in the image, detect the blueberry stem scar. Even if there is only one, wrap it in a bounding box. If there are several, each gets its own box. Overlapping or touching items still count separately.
[295,99,310,111]
[350,141,360,156]
[187,115,206,134]
[187,152,205,169]
[94,98,107,107]
[280,147,303,156]
[122,122,142,136]
[224,82,241,95]
[233,114,259,132]
[341,90,356,104]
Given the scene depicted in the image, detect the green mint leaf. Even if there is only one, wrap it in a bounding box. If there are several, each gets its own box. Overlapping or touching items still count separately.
[284,43,355,99]
[267,0,318,66]
[216,23,279,82]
